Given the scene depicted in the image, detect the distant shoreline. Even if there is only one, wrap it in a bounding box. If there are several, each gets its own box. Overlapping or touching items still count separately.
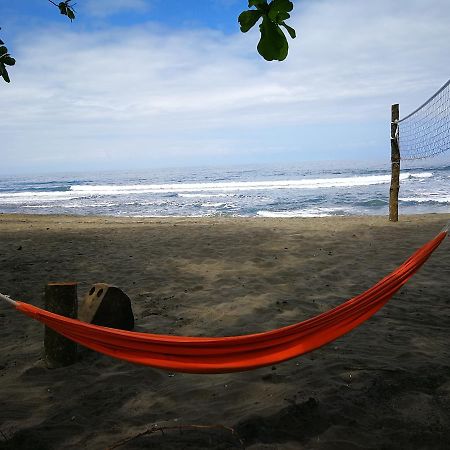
[1,211,449,223]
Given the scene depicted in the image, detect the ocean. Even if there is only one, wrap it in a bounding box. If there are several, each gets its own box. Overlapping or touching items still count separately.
[0,161,449,218]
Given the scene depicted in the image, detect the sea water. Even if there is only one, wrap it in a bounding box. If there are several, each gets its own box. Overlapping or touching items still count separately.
[0,161,449,217]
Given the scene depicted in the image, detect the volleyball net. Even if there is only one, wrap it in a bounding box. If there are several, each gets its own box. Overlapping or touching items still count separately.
[397,79,450,161]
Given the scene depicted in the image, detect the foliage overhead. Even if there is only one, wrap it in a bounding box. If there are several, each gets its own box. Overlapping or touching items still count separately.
[1,0,297,83]
[0,29,16,83]
[49,0,77,22]
[238,0,296,61]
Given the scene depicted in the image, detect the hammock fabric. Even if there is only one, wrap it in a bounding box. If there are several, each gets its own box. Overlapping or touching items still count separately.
[3,227,448,374]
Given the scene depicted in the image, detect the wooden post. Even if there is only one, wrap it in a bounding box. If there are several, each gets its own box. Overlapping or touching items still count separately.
[389,104,400,222]
[44,282,78,368]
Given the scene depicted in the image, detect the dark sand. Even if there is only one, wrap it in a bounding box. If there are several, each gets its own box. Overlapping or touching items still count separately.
[0,213,449,449]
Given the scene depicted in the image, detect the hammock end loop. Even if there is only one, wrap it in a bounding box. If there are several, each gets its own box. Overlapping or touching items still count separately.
[0,292,18,307]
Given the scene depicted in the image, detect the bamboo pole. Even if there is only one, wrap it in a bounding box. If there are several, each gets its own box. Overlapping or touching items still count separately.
[44,282,78,368]
[389,104,400,222]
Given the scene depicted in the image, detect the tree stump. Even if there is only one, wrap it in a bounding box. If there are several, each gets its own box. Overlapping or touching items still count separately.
[78,283,134,331]
[44,282,78,368]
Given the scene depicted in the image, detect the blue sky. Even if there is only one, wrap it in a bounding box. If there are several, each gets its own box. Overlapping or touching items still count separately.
[2,0,244,31]
[1,0,449,174]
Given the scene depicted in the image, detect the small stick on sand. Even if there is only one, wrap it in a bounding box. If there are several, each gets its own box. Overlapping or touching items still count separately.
[344,366,406,373]
[107,424,243,449]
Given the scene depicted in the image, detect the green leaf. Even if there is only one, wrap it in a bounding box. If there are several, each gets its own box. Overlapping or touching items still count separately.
[2,55,15,66]
[238,10,263,32]
[240,0,296,62]
[249,0,267,8]
[270,0,293,13]
[280,22,296,39]
[276,11,290,21]
[268,8,278,21]
[268,0,293,23]
[0,45,7,57]
[0,62,10,82]
[67,9,75,21]
[257,15,288,61]
[268,9,290,22]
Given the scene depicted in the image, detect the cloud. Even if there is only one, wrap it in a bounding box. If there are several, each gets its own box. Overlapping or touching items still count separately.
[1,0,449,173]
[83,0,151,17]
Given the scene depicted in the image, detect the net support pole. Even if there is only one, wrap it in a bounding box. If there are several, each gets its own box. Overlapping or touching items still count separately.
[389,104,400,222]
[44,282,78,368]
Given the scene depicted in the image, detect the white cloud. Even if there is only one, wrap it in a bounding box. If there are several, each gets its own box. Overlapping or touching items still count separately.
[1,0,449,173]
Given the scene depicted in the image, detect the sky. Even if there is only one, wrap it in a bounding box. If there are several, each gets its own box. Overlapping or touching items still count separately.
[1,0,449,174]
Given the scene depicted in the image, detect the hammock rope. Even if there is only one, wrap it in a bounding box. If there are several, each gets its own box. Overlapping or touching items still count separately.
[1,224,448,374]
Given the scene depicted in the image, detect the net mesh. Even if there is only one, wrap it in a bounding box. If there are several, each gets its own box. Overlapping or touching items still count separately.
[398,79,450,161]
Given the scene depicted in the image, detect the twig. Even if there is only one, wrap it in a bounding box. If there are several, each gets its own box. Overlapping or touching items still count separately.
[344,366,406,373]
[107,423,243,449]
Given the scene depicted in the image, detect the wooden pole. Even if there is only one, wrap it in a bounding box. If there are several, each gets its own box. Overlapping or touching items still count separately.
[44,282,78,368]
[389,104,400,222]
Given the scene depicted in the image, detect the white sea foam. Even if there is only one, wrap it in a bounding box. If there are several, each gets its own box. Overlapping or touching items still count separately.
[68,173,425,196]
[399,196,450,203]
[179,193,234,198]
[257,207,347,218]
[407,172,433,178]
[0,191,82,203]
[200,202,230,208]
[0,191,78,198]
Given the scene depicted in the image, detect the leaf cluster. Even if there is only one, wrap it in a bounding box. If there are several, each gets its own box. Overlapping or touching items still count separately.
[238,0,296,61]
[2,1,296,84]
[0,29,16,83]
[49,0,76,22]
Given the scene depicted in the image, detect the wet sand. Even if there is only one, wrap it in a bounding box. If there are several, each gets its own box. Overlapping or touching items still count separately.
[0,213,449,449]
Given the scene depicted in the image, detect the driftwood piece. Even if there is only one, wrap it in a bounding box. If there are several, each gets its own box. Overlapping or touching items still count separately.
[44,282,78,368]
[79,283,134,331]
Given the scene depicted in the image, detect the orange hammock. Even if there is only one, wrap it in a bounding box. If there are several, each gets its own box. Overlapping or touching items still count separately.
[1,226,448,374]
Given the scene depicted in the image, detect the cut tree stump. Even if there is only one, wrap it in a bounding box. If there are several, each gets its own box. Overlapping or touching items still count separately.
[78,283,134,331]
[44,282,78,368]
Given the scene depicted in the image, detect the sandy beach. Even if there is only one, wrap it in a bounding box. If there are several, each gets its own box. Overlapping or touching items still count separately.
[0,213,449,449]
